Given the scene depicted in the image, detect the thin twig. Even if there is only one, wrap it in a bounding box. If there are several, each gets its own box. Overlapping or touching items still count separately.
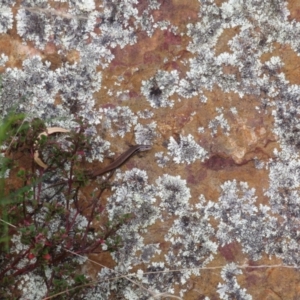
[42,282,96,300]
[0,218,17,228]
[150,293,183,300]
[23,6,90,20]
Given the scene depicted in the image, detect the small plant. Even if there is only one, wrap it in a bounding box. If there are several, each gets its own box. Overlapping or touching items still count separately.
[0,115,129,299]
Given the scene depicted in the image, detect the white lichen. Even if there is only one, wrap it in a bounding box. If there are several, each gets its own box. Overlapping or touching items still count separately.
[141,70,179,108]
[168,134,208,164]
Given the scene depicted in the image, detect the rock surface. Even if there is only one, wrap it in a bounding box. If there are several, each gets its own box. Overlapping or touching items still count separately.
[1,0,300,299]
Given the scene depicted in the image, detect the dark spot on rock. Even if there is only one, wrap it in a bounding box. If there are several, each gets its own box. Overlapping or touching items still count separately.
[149,85,162,97]
[218,242,239,261]
[181,216,190,226]
[186,166,207,185]
[204,155,235,170]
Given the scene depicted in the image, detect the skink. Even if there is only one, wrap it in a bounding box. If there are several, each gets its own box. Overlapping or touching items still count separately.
[90,144,151,178]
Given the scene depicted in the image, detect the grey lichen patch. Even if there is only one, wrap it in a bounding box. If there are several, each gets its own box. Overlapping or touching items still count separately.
[137,109,154,119]
[99,106,138,137]
[56,62,102,102]
[209,180,276,261]
[168,134,208,164]
[17,274,48,300]
[70,0,95,12]
[155,151,170,167]
[0,56,102,129]
[0,0,15,6]
[208,108,231,136]
[272,80,300,148]
[262,146,300,265]
[84,134,111,163]
[156,174,191,216]
[0,53,8,67]
[1,57,59,119]
[134,121,157,145]
[179,0,292,101]
[51,10,97,49]
[135,0,161,36]
[107,168,158,229]
[0,3,14,34]
[141,261,182,297]
[165,204,217,283]
[79,38,114,68]
[140,244,161,263]
[217,263,252,300]
[141,70,179,108]
[266,148,300,217]
[22,56,59,101]
[104,169,160,279]
[17,6,52,49]
[14,0,164,59]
